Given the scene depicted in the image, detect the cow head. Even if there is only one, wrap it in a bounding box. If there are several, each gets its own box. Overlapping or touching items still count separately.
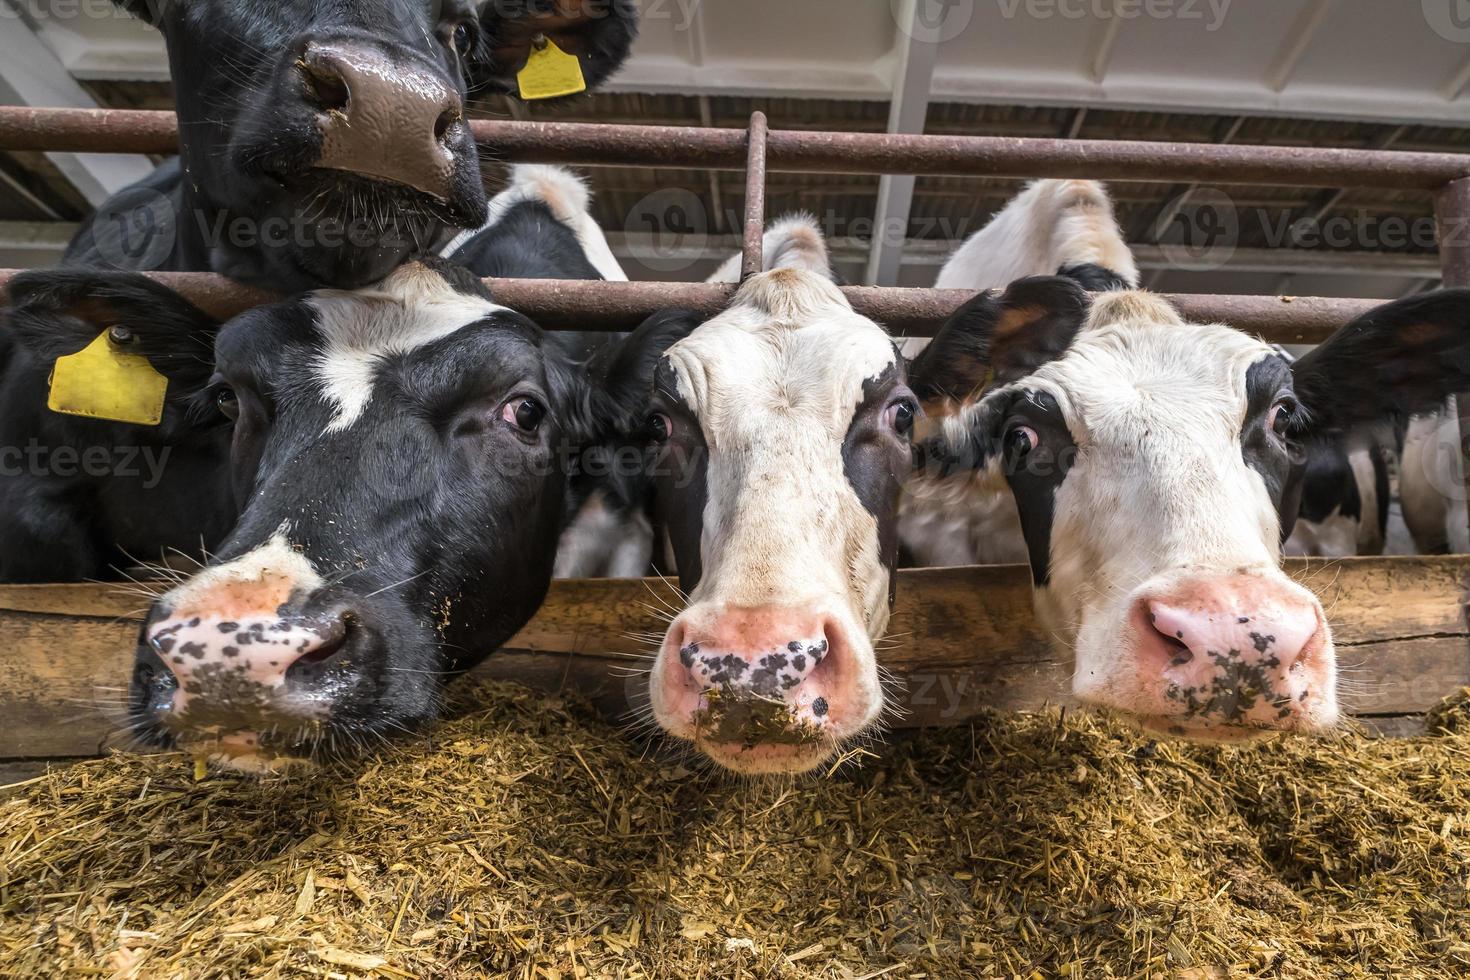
[128,260,664,772]
[0,272,234,581]
[642,265,914,775]
[112,0,635,291]
[915,277,1470,741]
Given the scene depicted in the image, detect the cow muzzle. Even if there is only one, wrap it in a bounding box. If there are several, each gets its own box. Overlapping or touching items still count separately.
[1084,571,1338,741]
[651,605,878,774]
[301,41,466,202]
[136,601,375,768]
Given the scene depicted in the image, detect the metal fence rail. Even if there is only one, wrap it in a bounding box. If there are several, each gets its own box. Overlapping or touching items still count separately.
[0,105,1467,342]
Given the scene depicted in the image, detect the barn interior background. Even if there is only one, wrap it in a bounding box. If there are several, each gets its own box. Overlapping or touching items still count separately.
[5,2,1470,976]
[1,0,1464,297]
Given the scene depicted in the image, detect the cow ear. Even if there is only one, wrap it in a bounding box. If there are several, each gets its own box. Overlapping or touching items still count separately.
[589,308,703,434]
[546,308,702,446]
[111,0,166,25]
[473,0,639,97]
[4,271,219,391]
[908,275,1090,405]
[1291,289,1470,438]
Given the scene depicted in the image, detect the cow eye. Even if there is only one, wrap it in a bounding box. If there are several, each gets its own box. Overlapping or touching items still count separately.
[501,397,546,433]
[452,22,476,57]
[215,386,240,422]
[885,398,917,438]
[1005,424,1038,458]
[645,412,673,444]
[1268,400,1296,438]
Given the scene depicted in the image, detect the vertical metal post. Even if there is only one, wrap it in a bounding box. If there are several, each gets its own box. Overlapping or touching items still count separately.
[1434,176,1470,547]
[740,111,769,281]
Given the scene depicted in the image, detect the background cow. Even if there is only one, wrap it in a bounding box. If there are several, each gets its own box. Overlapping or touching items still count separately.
[914,279,1470,741]
[901,179,1139,567]
[0,274,233,582]
[1399,404,1470,555]
[70,0,638,292]
[127,167,682,773]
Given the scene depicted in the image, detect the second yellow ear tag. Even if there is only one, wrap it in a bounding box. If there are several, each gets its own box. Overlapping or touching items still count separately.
[517,36,586,100]
[48,329,168,426]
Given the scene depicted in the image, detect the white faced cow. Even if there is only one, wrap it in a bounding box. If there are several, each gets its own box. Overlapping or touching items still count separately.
[638,218,915,775]
[914,279,1470,741]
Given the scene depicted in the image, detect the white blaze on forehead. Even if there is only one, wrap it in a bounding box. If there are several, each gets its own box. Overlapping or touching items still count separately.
[665,269,899,633]
[311,263,506,432]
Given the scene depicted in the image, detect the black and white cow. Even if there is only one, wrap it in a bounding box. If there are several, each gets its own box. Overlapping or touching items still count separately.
[913,279,1470,741]
[0,274,233,582]
[1283,440,1390,558]
[900,179,1139,567]
[126,169,682,773]
[71,0,637,292]
[632,218,918,775]
[1399,403,1469,555]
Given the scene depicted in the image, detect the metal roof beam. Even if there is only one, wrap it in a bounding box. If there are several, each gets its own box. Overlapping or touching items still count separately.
[863,0,941,287]
[0,4,154,207]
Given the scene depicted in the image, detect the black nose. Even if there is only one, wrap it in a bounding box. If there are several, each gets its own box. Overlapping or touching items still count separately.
[299,41,465,200]
[281,608,370,693]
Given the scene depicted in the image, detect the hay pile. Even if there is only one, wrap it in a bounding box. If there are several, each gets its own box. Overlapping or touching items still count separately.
[3,685,1470,979]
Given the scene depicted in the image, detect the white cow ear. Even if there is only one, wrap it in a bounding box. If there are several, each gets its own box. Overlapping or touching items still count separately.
[1292,289,1470,437]
[909,275,1090,406]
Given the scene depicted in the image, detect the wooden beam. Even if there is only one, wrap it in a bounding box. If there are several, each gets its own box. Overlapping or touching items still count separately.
[0,557,1466,761]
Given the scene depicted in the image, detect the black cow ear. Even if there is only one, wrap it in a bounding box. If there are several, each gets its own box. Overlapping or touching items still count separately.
[589,308,702,432]
[1292,289,1470,438]
[547,309,702,446]
[908,275,1090,405]
[111,0,167,25]
[473,0,638,96]
[4,271,219,391]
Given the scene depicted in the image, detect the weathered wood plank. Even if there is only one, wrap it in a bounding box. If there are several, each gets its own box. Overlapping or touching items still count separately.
[0,557,1465,759]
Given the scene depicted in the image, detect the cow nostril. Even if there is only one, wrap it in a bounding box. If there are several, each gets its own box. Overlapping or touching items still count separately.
[301,59,350,113]
[433,106,461,143]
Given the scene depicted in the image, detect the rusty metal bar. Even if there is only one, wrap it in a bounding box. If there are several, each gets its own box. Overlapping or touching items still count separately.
[0,270,1378,342]
[740,111,769,280]
[1433,177,1470,548]
[1,107,1468,189]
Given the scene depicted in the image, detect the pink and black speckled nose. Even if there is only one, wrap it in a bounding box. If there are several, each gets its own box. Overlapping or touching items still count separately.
[147,609,354,718]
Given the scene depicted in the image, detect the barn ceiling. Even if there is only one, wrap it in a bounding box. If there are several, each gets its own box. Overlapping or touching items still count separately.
[1,0,1467,300]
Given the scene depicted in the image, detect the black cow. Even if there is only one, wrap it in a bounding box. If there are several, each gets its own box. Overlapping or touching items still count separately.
[125,171,686,772]
[69,0,638,292]
[0,273,234,582]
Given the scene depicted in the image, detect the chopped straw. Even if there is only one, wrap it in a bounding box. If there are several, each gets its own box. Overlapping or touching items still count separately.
[3,683,1470,978]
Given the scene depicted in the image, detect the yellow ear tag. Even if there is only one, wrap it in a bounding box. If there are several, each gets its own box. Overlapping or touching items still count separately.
[47,329,168,426]
[517,36,586,100]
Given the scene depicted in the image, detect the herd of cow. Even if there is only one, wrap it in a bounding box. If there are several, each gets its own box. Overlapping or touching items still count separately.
[4,0,1470,778]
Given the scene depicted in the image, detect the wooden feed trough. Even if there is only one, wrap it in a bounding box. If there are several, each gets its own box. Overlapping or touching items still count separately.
[1,557,1467,780]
